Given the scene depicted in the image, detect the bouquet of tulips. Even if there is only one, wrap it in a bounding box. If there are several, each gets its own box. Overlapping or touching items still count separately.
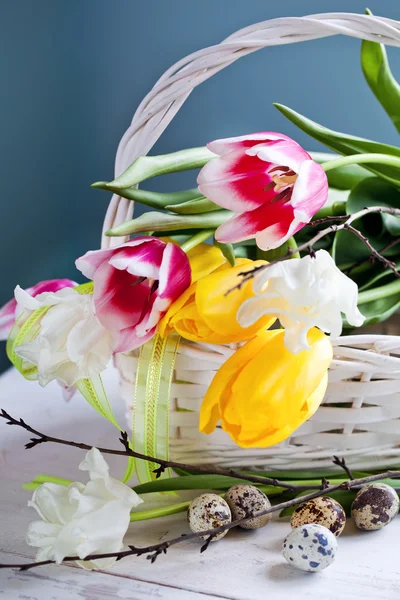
[2,32,400,448]
[2,19,400,572]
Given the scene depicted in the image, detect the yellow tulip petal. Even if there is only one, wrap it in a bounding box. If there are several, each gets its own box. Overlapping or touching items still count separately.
[199,330,281,433]
[201,328,332,448]
[195,259,275,342]
[186,243,227,283]
[158,285,196,337]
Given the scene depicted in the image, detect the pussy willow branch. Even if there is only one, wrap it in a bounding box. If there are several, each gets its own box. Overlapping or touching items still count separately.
[2,469,400,571]
[0,410,314,492]
[232,206,400,290]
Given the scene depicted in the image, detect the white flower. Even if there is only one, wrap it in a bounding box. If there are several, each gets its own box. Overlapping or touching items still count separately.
[26,448,143,569]
[237,249,365,354]
[14,286,113,387]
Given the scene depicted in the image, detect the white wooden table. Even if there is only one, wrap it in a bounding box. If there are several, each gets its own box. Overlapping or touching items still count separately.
[1,366,400,600]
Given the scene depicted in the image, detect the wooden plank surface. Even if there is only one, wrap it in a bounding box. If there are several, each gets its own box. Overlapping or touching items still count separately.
[1,366,400,599]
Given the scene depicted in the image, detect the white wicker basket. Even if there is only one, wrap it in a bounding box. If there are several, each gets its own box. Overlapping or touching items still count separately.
[107,13,400,470]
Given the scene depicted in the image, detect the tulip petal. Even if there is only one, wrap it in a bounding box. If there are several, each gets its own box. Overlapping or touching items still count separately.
[215,201,297,249]
[113,324,156,353]
[290,160,328,215]
[195,259,275,342]
[206,132,292,155]
[0,297,18,340]
[186,244,227,283]
[109,242,165,280]
[247,139,311,173]
[200,328,332,448]
[93,259,150,331]
[158,242,191,300]
[0,279,76,341]
[75,237,157,279]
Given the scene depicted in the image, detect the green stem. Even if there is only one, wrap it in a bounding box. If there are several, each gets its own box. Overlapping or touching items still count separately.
[130,501,191,522]
[181,229,214,253]
[287,237,300,259]
[322,153,400,173]
[108,147,214,190]
[106,210,231,237]
[92,183,202,210]
[358,278,400,305]
[314,201,347,220]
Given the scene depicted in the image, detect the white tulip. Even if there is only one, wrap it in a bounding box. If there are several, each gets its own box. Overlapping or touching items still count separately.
[14,286,113,387]
[237,249,365,354]
[26,448,143,569]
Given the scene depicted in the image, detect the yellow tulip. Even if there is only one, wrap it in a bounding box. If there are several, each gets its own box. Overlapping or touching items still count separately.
[159,255,275,343]
[199,327,333,448]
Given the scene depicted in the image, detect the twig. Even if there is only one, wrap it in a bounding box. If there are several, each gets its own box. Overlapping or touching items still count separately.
[332,456,354,480]
[228,206,400,292]
[2,469,400,571]
[344,224,400,278]
[0,410,311,492]
[344,237,400,276]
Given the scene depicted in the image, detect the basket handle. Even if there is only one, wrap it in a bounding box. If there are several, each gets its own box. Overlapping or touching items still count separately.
[101,11,400,249]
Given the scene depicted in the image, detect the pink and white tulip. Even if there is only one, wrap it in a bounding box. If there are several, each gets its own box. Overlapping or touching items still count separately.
[197,132,328,251]
[76,237,191,353]
[0,279,76,341]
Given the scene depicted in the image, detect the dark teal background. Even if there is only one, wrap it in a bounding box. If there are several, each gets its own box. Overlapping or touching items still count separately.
[1,0,400,371]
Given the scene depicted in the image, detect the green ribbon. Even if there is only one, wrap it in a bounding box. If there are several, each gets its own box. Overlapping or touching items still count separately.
[132,333,180,483]
[6,282,135,484]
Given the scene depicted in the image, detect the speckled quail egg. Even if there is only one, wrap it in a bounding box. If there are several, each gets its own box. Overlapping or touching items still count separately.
[282,524,337,572]
[351,483,399,531]
[187,494,231,541]
[224,484,272,529]
[290,496,346,536]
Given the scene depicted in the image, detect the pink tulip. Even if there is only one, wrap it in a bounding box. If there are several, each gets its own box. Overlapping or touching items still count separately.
[0,279,77,341]
[197,132,328,251]
[76,237,191,353]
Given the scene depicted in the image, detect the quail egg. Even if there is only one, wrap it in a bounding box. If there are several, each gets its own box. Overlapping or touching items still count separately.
[224,484,272,529]
[282,524,337,572]
[188,493,231,541]
[290,496,346,536]
[351,483,399,531]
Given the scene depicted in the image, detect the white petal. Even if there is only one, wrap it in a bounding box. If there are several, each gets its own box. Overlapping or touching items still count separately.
[79,448,109,480]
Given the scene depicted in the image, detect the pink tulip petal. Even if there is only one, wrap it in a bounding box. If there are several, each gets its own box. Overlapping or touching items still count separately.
[93,260,150,331]
[108,241,165,280]
[0,279,76,341]
[113,324,156,353]
[75,237,157,279]
[215,201,297,249]
[198,150,278,213]
[0,297,17,340]
[291,160,328,216]
[247,139,310,173]
[158,243,191,300]
[207,132,292,155]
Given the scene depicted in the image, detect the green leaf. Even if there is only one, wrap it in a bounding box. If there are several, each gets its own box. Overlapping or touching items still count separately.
[133,474,273,494]
[332,177,400,269]
[213,239,236,266]
[92,183,201,210]
[354,279,400,327]
[311,152,370,190]
[361,10,400,134]
[107,147,214,189]
[130,501,191,522]
[106,210,232,236]
[275,103,400,186]
[166,197,221,214]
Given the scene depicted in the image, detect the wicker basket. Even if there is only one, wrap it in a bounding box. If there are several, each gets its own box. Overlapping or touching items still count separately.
[107,13,400,471]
